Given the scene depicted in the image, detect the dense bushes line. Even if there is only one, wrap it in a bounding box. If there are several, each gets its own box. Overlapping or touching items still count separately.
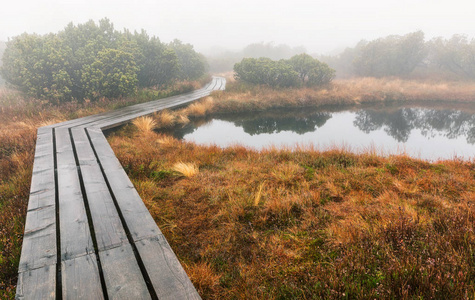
[322,31,475,79]
[234,54,335,87]
[0,19,207,102]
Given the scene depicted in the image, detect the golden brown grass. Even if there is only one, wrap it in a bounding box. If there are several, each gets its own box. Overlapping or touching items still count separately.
[172,162,199,177]
[108,128,475,299]
[176,114,190,125]
[183,97,215,117]
[154,110,176,128]
[212,77,475,114]
[132,116,157,133]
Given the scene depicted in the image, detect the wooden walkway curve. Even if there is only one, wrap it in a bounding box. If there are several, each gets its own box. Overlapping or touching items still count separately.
[16,77,226,299]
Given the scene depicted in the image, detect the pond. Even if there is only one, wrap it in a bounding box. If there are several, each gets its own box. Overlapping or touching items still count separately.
[167,102,475,161]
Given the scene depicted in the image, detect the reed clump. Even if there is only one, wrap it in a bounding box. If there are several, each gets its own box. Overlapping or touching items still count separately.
[132,116,157,133]
[172,162,199,177]
[183,97,215,117]
[153,110,176,128]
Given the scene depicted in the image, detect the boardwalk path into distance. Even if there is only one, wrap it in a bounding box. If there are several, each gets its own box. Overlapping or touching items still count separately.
[16,77,226,299]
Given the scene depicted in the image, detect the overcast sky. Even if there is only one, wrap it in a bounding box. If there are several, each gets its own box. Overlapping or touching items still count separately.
[1,0,474,54]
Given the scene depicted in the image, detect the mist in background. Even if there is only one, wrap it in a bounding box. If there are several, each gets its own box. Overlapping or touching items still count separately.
[1,0,474,54]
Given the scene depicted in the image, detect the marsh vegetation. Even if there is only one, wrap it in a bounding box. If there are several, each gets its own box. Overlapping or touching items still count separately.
[1,23,475,299]
[109,122,475,299]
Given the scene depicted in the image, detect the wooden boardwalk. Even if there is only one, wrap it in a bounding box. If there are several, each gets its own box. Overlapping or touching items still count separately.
[16,77,226,299]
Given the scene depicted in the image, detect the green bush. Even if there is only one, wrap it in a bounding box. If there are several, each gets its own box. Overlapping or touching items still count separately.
[0,19,207,102]
[234,55,334,88]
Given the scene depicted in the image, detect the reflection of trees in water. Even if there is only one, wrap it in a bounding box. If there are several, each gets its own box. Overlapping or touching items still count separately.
[232,112,332,135]
[171,109,333,138]
[167,117,213,139]
[354,108,475,143]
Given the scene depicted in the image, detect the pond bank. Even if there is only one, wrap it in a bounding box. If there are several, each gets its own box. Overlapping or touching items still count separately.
[209,78,475,115]
[166,103,475,161]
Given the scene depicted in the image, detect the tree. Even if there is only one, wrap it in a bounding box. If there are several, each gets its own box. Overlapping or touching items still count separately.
[81,48,138,100]
[234,57,299,87]
[352,31,427,77]
[288,54,335,85]
[0,41,6,85]
[288,53,318,83]
[428,35,475,79]
[307,60,335,86]
[132,31,179,87]
[234,55,334,88]
[169,39,208,80]
[0,19,208,102]
[1,33,74,101]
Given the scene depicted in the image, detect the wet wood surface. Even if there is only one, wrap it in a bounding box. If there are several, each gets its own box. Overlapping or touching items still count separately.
[17,77,225,299]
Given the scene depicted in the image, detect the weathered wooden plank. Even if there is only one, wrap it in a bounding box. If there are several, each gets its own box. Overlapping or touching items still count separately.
[100,244,151,299]
[59,83,212,130]
[135,236,201,300]
[18,205,56,272]
[50,78,217,129]
[61,254,104,300]
[70,128,128,251]
[55,127,94,260]
[87,128,162,241]
[16,265,56,300]
[71,127,154,298]
[28,127,55,211]
[89,90,212,130]
[18,127,56,273]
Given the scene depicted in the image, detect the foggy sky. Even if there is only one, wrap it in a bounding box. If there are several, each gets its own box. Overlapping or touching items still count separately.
[1,0,474,54]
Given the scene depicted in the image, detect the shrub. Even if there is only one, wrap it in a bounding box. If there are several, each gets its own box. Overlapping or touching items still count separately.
[234,55,334,88]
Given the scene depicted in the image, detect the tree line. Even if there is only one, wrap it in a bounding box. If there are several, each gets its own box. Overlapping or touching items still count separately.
[321,31,475,79]
[234,54,335,87]
[0,19,207,102]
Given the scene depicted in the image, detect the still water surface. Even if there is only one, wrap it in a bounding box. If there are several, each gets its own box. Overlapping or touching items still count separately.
[169,103,475,161]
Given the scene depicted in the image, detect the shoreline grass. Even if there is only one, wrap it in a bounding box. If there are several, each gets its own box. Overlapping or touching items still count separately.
[207,77,475,115]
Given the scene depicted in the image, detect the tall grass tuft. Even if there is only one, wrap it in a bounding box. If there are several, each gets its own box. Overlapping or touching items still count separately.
[176,114,190,125]
[154,110,176,128]
[172,162,199,177]
[184,97,215,117]
[132,116,157,133]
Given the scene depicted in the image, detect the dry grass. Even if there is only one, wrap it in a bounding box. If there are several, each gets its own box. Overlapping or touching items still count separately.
[212,77,475,114]
[109,128,475,299]
[176,114,190,125]
[132,116,157,133]
[154,110,176,128]
[183,97,215,117]
[172,162,199,177]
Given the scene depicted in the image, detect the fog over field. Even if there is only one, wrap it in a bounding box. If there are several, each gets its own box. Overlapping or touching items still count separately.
[1,0,474,54]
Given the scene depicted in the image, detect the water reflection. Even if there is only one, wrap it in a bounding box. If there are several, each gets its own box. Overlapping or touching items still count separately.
[227,111,332,135]
[354,107,475,143]
[167,103,475,160]
[171,110,332,139]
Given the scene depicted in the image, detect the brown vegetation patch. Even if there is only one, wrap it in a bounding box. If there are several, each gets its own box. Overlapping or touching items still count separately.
[211,78,475,114]
[109,128,475,299]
